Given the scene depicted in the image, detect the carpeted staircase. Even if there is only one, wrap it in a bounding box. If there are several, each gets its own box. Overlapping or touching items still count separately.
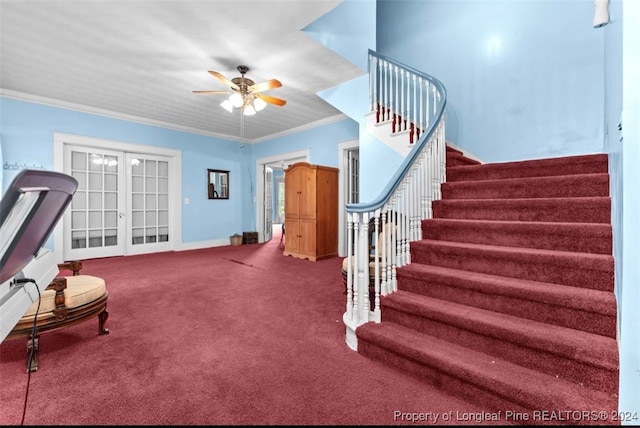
[356,146,619,423]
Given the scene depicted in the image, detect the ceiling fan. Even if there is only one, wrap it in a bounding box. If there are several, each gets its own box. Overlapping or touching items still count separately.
[193,65,286,115]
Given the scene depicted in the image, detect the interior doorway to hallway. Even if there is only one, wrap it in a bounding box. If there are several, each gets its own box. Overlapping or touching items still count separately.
[256,141,359,256]
[255,150,310,244]
[338,140,359,257]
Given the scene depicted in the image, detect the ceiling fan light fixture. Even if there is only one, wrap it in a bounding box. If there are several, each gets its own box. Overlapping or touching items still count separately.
[253,97,267,112]
[243,104,256,116]
[220,99,234,113]
[229,92,244,108]
[194,65,285,123]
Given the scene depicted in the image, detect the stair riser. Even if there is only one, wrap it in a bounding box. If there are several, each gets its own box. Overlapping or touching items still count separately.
[381,306,618,395]
[441,175,609,200]
[432,199,611,224]
[409,244,614,291]
[396,273,616,337]
[447,157,478,167]
[447,153,481,167]
[421,221,612,255]
[446,156,608,182]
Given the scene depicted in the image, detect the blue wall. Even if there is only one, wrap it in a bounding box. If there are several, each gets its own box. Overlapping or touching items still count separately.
[619,0,640,417]
[358,122,403,201]
[303,0,383,201]
[0,97,357,246]
[604,0,623,306]
[0,97,250,243]
[598,0,640,415]
[302,0,376,71]
[377,0,606,163]
[251,117,359,167]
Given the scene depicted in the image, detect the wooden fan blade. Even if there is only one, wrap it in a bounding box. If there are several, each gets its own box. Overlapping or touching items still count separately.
[248,79,282,93]
[192,90,232,94]
[208,70,239,90]
[256,93,286,106]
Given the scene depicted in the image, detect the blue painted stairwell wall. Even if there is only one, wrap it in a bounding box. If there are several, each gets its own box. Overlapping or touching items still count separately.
[303,0,404,202]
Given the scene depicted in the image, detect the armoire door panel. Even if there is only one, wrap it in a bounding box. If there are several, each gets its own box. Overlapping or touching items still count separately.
[284,168,301,218]
[299,168,316,220]
[284,217,301,254]
[299,220,317,258]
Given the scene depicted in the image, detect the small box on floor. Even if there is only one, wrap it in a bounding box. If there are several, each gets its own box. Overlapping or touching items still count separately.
[243,231,258,244]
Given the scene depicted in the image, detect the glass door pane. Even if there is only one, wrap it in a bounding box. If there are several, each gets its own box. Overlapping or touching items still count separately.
[64,146,126,260]
[126,153,171,254]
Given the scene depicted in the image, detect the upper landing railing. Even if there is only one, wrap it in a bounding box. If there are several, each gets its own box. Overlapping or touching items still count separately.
[343,50,447,350]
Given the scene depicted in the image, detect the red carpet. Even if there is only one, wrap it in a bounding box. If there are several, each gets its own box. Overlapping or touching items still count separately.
[356,147,619,425]
[0,225,494,425]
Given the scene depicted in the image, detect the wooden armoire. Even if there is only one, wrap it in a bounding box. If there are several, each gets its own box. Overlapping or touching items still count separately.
[283,162,339,261]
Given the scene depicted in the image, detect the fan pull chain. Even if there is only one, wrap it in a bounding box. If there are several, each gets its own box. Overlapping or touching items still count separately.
[240,109,245,139]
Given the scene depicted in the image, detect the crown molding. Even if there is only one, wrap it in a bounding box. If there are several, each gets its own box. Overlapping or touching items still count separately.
[0,89,250,143]
[1,89,350,145]
[250,113,349,144]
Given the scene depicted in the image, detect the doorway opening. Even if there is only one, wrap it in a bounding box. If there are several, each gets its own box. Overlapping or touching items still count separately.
[256,141,359,255]
[338,139,360,256]
[255,150,310,244]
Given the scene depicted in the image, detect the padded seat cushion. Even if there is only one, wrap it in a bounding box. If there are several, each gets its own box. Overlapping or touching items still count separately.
[23,275,106,318]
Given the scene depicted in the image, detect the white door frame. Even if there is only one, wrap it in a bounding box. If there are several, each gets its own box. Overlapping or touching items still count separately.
[53,132,182,263]
[255,149,309,243]
[263,166,274,242]
[338,139,359,257]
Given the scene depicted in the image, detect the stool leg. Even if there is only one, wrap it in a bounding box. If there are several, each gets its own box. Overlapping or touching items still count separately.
[98,309,110,335]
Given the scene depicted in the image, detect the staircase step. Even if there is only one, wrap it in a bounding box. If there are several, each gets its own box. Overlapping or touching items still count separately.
[447,153,608,182]
[396,263,616,337]
[432,196,611,224]
[446,146,463,155]
[354,135,618,414]
[441,173,609,200]
[446,151,481,166]
[421,219,612,254]
[356,322,618,415]
[365,112,413,156]
[409,240,613,291]
[379,292,618,394]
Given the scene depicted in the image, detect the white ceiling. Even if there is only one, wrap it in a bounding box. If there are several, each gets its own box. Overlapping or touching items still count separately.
[0,0,364,142]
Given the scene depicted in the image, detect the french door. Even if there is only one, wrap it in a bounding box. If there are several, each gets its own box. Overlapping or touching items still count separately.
[63,145,173,260]
[125,153,172,255]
